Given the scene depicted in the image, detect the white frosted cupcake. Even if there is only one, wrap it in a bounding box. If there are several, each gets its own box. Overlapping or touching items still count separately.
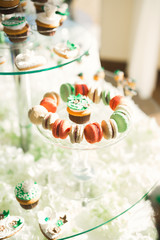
[56,3,69,25]
[36,5,61,36]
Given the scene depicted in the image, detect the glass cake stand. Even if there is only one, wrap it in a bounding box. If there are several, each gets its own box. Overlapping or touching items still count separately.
[36,97,158,239]
[0,19,91,151]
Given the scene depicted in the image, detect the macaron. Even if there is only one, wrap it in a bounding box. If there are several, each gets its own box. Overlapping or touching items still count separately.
[40,97,57,113]
[28,105,48,125]
[101,119,118,140]
[75,84,89,96]
[42,112,59,130]
[88,87,101,104]
[43,91,60,106]
[110,111,129,133]
[84,122,103,144]
[109,95,126,111]
[52,119,71,139]
[69,125,84,143]
[101,90,111,105]
[115,104,132,119]
[60,83,75,102]
[15,180,41,210]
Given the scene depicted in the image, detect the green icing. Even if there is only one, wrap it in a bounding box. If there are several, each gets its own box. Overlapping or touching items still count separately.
[13,219,23,228]
[56,220,63,227]
[114,70,121,75]
[84,51,89,56]
[45,217,50,222]
[98,67,104,72]
[56,9,69,16]
[3,210,9,218]
[67,40,77,51]
[2,17,26,27]
[67,94,92,111]
[78,72,83,77]
[15,181,40,201]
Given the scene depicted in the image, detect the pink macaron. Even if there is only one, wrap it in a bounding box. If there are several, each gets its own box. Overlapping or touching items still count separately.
[52,119,71,139]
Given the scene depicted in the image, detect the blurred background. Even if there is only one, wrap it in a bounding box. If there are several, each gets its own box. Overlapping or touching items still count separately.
[70,0,160,122]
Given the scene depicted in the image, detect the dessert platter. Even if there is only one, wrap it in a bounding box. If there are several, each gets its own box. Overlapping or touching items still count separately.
[1,1,160,240]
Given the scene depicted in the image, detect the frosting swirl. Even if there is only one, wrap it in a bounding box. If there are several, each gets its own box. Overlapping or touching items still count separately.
[67,94,92,111]
[15,180,41,200]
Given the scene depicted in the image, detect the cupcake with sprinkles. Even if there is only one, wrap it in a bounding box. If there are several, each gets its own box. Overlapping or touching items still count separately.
[15,180,41,210]
[67,94,92,124]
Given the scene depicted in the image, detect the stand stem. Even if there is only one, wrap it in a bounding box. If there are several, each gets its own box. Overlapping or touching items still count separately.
[11,47,32,152]
[72,149,94,181]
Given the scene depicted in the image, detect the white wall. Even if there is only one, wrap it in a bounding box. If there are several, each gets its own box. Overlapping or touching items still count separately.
[72,0,160,69]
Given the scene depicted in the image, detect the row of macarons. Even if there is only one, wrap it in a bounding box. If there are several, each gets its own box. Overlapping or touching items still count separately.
[1,180,68,239]
[1,4,69,43]
[28,85,132,144]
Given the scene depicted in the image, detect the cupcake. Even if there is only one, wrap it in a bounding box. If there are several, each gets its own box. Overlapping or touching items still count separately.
[32,0,48,13]
[15,180,41,210]
[36,5,61,36]
[56,3,69,26]
[2,16,29,43]
[67,94,92,124]
[38,207,68,240]
[93,67,105,81]
[15,0,27,12]
[0,0,20,14]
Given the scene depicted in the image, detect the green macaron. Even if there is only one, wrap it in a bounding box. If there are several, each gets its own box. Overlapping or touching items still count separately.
[101,90,110,105]
[110,111,129,133]
[60,83,75,102]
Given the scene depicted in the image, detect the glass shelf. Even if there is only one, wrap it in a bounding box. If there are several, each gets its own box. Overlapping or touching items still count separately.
[0,19,91,75]
[35,85,158,239]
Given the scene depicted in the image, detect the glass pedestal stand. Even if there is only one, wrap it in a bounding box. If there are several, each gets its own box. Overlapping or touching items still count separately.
[37,121,130,205]
[37,123,159,239]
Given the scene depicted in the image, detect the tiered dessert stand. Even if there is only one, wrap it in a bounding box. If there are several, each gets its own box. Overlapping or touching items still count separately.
[0,4,158,240]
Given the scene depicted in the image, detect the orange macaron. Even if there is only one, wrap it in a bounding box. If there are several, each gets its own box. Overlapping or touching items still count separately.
[84,122,103,144]
[40,97,57,113]
[109,95,126,111]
